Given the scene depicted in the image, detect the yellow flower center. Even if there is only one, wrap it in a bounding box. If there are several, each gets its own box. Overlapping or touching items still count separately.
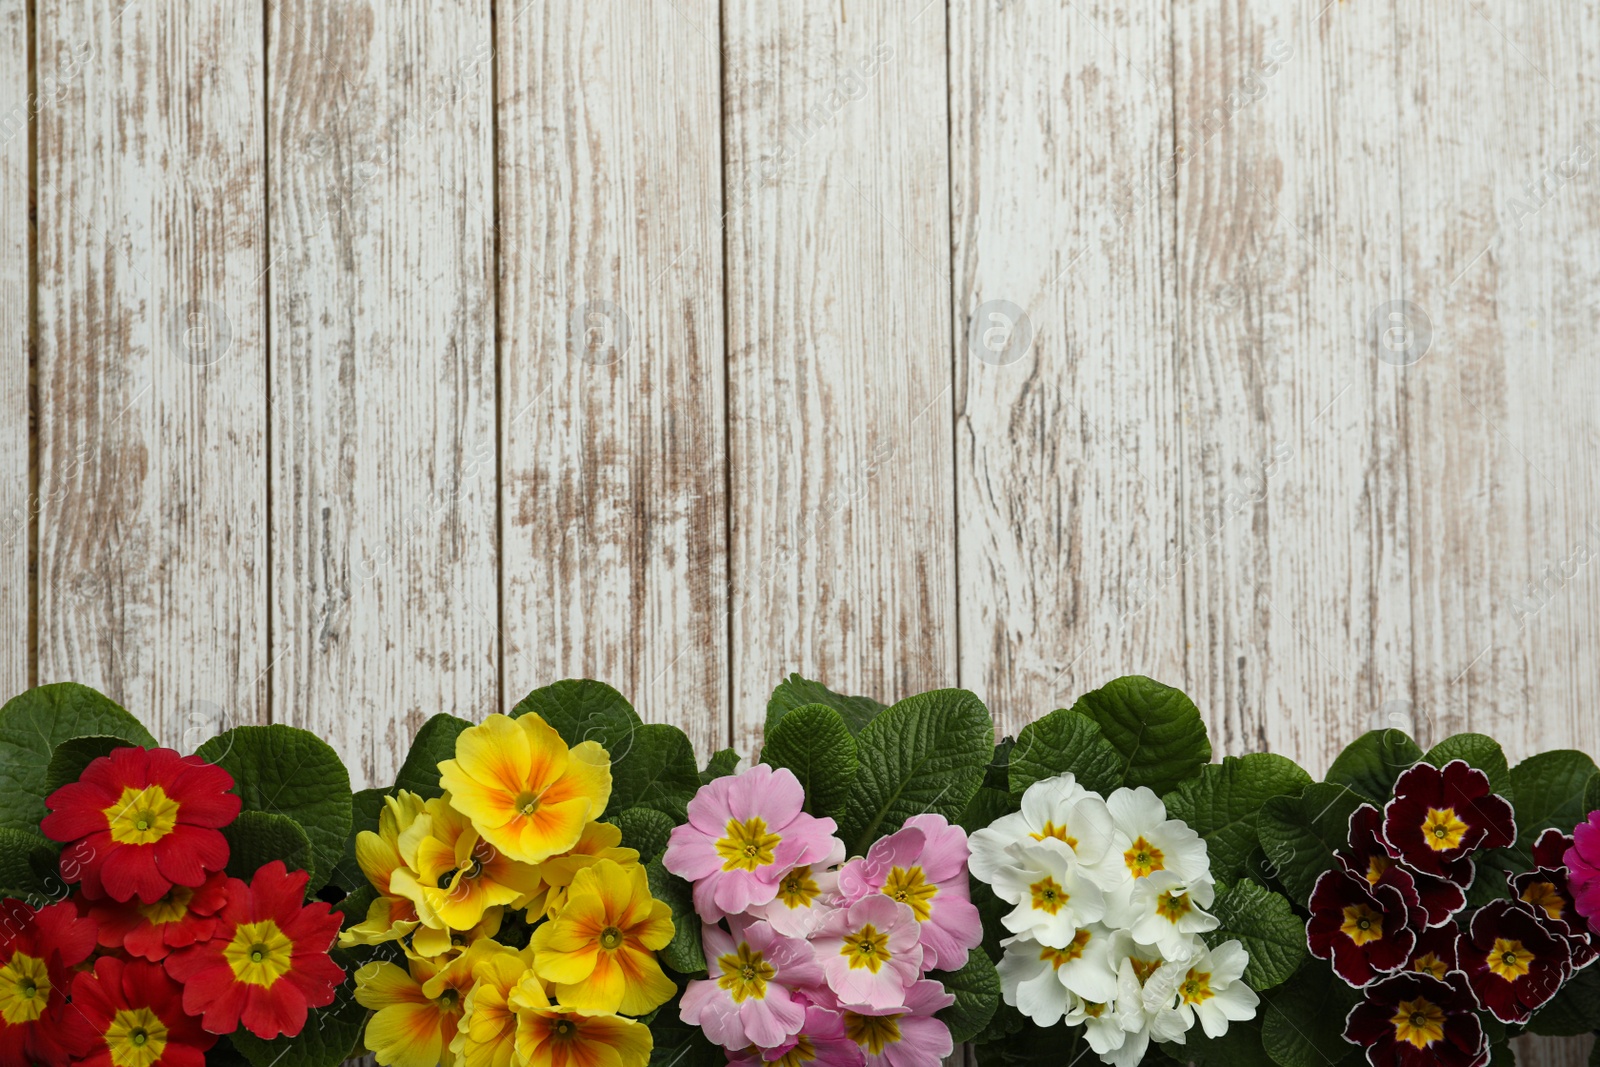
[1421,807,1469,852]
[1154,890,1194,924]
[105,1006,170,1067]
[0,952,51,1025]
[1486,938,1534,982]
[777,866,822,909]
[1080,1001,1107,1018]
[1029,876,1068,915]
[104,785,181,846]
[841,923,893,973]
[1040,929,1091,970]
[772,1034,818,1067]
[1390,997,1446,1050]
[1124,836,1165,877]
[598,925,624,951]
[1366,855,1391,885]
[223,919,295,988]
[1520,881,1566,922]
[1030,820,1080,850]
[1129,957,1163,984]
[513,791,542,817]
[843,1011,903,1055]
[137,885,195,926]
[1340,903,1385,946]
[1413,952,1449,980]
[717,942,776,1004]
[1181,968,1214,1005]
[715,817,782,872]
[881,866,939,922]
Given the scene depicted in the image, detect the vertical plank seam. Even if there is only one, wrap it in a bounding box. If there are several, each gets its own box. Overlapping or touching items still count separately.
[1166,0,1188,715]
[490,0,505,718]
[24,0,37,689]
[944,0,962,693]
[1390,0,1421,740]
[262,0,275,727]
[717,0,735,751]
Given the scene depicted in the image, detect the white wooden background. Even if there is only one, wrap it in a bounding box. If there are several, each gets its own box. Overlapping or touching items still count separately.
[5,1,1598,1062]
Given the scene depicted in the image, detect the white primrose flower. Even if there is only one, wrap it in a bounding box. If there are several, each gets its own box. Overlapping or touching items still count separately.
[1101,786,1211,899]
[1172,939,1259,1039]
[969,772,1125,885]
[996,923,1120,1025]
[1105,935,1192,1067]
[1066,993,1129,1062]
[1113,869,1219,961]
[988,838,1106,947]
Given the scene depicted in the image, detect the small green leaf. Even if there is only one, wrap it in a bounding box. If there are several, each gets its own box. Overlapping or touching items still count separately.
[1325,730,1423,804]
[230,951,365,1067]
[609,723,701,821]
[0,827,60,898]
[1423,733,1512,801]
[607,807,675,864]
[43,735,132,795]
[767,674,885,735]
[0,683,157,833]
[1071,675,1211,795]
[511,679,642,756]
[223,811,314,881]
[1007,707,1123,797]
[760,703,858,822]
[645,858,704,975]
[841,689,994,856]
[1260,963,1361,1067]
[1256,781,1367,908]
[392,714,472,799]
[701,748,739,785]
[1509,750,1599,858]
[1164,754,1313,883]
[930,949,1001,1044]
[1204,880,1306,991]
[195,725,353,890]
[958,785,1017,836]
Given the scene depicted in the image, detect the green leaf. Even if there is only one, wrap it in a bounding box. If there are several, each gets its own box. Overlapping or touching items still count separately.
[1163,1018,1276,1067]
[701,748,740,785]
[1424,733,1512,801]
[1260,963,1361,1067]
[43,735,131,796]
[1526,963,1600,1036]
[1325,730,1424,804]
[1585,770,1600,817]
[1509,750,1599,858]
[223,811,314,882]
[1256,781,1367,908]
[511,679,643,757]
[0,827,59,897]
[607,807,675,864]
[974,1024,1087,1066]
[841,689,994,855]
[1071,675,1211,795]
[1007,707,1123,797]
[1204,880,1307,991]
[195,725,352,890]
[392,713,472,799]
[328,788,388,894]
[760,703,858,822]
[957,785,1017,836]
[0,683,157,833]
[645,858,705,975]
[767,674,886,735]
[230,952,366,1067]
[644,992,725,1067]
[609,723,701,821]
[930,949,1001,1044]
[1164,754,1313,883]
[335,884,378,930]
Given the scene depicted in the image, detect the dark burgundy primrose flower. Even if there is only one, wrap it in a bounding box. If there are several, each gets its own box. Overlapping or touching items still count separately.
[1309,866,1426,987]
[1339,803,1465,925]
[1344,970,1489,1067]
[1383,761,1515,888]
[1506,830,1597,971]
[1462,898,1572,1023]
[1405,923,1461,981]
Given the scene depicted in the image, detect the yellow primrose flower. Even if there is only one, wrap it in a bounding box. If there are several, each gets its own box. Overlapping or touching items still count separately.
[411,906,506,963]
[439,713,612,865]
[448,941,533,1067]
[539,820,640,888]
[529,858,676,1016]
[509,970,651,1067]
[354,951,477,1067]
[389,793,547,932]
[341,791,428,949]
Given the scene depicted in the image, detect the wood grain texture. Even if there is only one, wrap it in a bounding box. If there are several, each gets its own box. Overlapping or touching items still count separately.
[0,0,26,699]
[268,0,499,787]
[723,0,956,756]
[1398,1,1600,770]
[950,0,1182,738]
[35,0,268,748]
[1173,0,1411,770]
[496,0,729,758]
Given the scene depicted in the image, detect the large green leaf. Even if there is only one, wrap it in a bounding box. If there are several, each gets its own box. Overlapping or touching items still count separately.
[230,952,366,1067]
[1526,963,1600,1037]
[841,689,994,856]
[1007,707,1123,797]
[1509,750,1599,858]
[1164,754,1313,883]
[607,807,675,864]
[1260,963,1361,1067]
[392,713,472,799]
[645,858,705,975]
[760,703,858,822]
[223,811,314,882]
[1204,880,1306,991]
[195,725,352,890]
[511,679,642,757]
[43,735,131,796]
[328,788,387,894]
[1071,676,1211,795]
[1324,730,1423,804]
[958,785,1017,836]
[0,827,59,897]
[0,683,157,833]
[609,723,701,821]
[644,992,724,1067]
[1585,770,1600,816]
[1256,781,1367,908]
[931,949,1000,1044]
[1424,733,1512,801]
[766,674,885,735]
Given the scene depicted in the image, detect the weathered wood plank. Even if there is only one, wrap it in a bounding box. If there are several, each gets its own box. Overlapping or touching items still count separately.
[497,1,728,757]
[1398,1,1600,772]
[950,0,1181,738]
[0,0,27,699]
[268,0,499,787]
[36,0,268,747]
[1173,0,1411,770]
[723,0,956,756]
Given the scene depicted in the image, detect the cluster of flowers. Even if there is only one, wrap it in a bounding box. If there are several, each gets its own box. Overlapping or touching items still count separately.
[1307,760,1599,1067]
[0,746,345,1066]
[971,772,1259,1067]
[661,763,983,1066]
[346,712,676,1067]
